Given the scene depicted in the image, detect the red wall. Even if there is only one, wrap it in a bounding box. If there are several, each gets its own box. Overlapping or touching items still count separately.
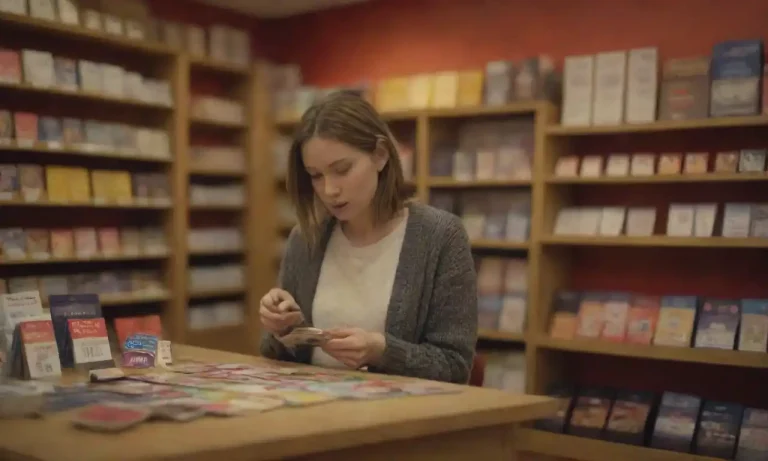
[263,0,768,86]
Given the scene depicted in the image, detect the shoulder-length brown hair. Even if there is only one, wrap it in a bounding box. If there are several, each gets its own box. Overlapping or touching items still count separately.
[286,91,407,250]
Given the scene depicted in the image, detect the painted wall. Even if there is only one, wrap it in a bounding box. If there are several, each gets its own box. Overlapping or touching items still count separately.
[263,0,768,86]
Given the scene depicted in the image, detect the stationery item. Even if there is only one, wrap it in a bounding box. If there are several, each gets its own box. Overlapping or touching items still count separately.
[0,165,17,200]
[738,299,768,352]
[658,153,683,174]
[575,293,605,339]
[18,165,44,202]
[722,203,752,238]
[630,153,655,176]
[683,152,709,174]
[568,388,614,439]
[48,294,102,368]
[604,390,655,445]
[89,367,125,382]
[625,295,661,345]
[694,401,743,458]
[694,299,740,349]
[122,333,158,368]
[653,296,698,347]
[651,392,701,452]
[18,318,61,379]
[693,204,717,237]
[69,318,114,371]
[736,408,768,460]
[554,156,579,177]
[714,151,740,173]
[278,327,331,348]
[739,149,766,173]
[666,204,694,237]
[601,292,631,342]
[598,207,626,236]
[605,154,630,176]
[549,292,581,340]
[579,156,603,177]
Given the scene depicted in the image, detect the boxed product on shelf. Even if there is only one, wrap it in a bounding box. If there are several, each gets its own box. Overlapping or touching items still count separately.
[651,392,701,452]
[694,400,743,458]
[0,48,21,84]
[561,54,594,126]
[658,56,710,121]
[477,256,528,333]
[188,227,242,252]
[0,0,27,15]
[191,96,244,124]
[188,301,244,330]
[0,164,17,199]
[738,299,768,352]
[188,264,244,292]
[568,387,614,439]
[693,299,740,349]
[710,39,764,117]
[592,51,627,126]
[603,390,656,446]
[185,24,206,57]
[189,183,244,206]
[481,350,526,394]
[625,47,659,124]
[736,408,768,459]
[190,146,245,171]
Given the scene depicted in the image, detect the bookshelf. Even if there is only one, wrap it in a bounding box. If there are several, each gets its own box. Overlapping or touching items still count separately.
[0,11,184,342]
[526,108,768,459]
[0,11,275,355]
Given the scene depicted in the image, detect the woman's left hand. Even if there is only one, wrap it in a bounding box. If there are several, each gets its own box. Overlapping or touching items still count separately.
[321,328,386,369]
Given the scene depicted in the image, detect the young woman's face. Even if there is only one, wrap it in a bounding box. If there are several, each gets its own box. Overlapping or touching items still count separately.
[302,136,387,223]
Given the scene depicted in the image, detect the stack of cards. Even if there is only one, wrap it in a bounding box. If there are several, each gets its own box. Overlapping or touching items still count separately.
[5,317,63,380]
[1,291,45,366]
[69,317,114,371]
[278,327,331,348]
[49,294,102,368]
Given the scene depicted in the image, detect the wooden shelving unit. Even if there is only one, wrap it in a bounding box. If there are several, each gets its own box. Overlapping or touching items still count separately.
[0,11,187,342]
[0,12,277,355]
[528,112,768,460]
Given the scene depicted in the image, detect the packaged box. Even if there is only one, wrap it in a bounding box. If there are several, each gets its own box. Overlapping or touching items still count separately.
[549,291,581,340]
[625,47,658,123]
[625,295,661,344]
[736,408,768,460]
[650,392,701,452]
[601,292,631,341]
[561,55,595,126]
[604,390,656,445]
[659,57,710,120]
[694,299,740,349]
[653,295,698,347]
[567,387,614,439]
[710,39,764,117]
[575,292,605,339]
[694,401,743,458]
[592,51,627,125]
[0,48,22,84]
[738,299,768,352]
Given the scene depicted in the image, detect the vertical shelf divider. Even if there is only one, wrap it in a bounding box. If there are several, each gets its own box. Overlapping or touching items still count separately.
[167,54,190,344]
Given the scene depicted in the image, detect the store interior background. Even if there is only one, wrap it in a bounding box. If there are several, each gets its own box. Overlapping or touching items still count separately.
[121,0,766,457]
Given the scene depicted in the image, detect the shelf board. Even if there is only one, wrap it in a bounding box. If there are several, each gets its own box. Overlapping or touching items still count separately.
[189,204,244,211]
[99,292,169,306]
[471,240,529,250]
[514,429,723,461]
[425,101,543,118]
[0,199,170,209]
[189,248,243,256]
[0,253,167,266]
[189,57,250,76]
[0,144,171,163]
[541,235,768,248]
[547,114,768,136]
[477,329,526,343]
[189,287,245,299]
[189,167,246,178]
[429,178,531,188]
[546,172,768,184]
[190,117,247,129]
[0,11,174,57]
[0,81,172,110]
[536,336,768,369]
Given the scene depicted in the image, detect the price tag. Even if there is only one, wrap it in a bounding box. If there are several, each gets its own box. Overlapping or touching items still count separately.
[68,318,113,365]
[27,343,61,379]
[157,340,173,366]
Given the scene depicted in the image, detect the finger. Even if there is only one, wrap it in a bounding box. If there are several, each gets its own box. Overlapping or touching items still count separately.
[324,338,362,351]
[284,311,304,326]
[260,307,285,322]
[269,288,294,304]
[277,299,300,313]
[325,328,357,338]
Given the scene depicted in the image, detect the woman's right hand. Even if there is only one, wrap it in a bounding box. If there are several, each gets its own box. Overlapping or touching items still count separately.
[259,288,304,336]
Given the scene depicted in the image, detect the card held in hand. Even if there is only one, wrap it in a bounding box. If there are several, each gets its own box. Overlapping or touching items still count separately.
[278,327,331,348]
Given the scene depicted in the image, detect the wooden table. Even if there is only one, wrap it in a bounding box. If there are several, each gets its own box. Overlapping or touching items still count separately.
[0,345,557,461]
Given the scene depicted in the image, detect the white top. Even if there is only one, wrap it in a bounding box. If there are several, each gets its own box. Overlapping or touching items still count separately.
[310,215,408,369]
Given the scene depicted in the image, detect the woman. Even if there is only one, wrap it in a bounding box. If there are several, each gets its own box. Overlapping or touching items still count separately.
[259,91,477,384]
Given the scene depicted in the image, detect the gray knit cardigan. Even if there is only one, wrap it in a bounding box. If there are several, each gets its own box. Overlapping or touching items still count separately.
[260,202,478,384]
